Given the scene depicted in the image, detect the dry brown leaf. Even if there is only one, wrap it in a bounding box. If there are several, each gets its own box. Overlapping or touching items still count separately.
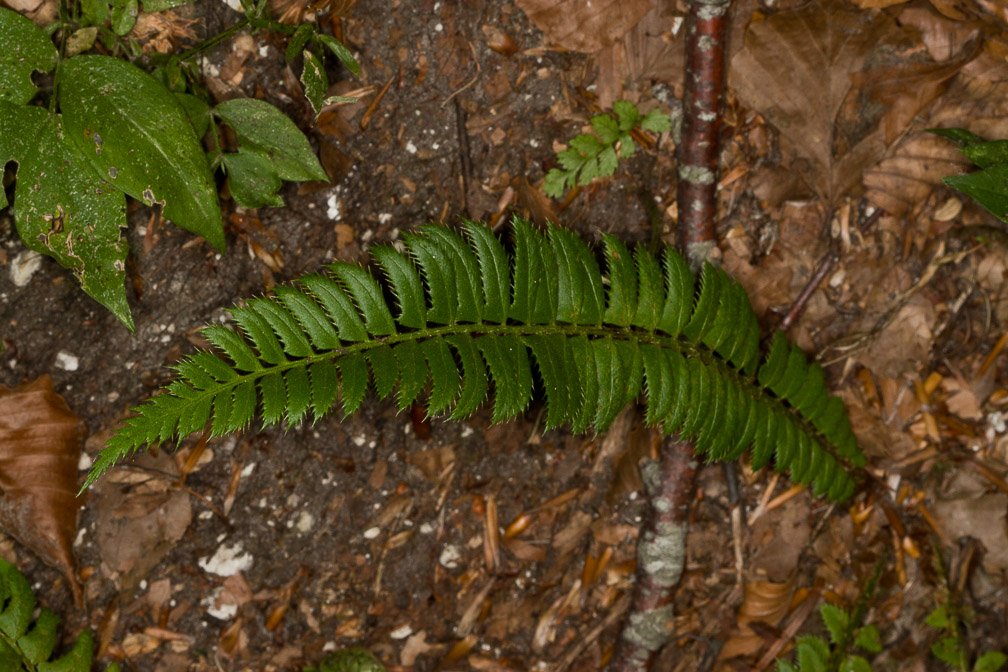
[932,493,1008,573]
[717,577,796,663]
[513,0,653,53]
[730,0,918,204]
[94,451,192,593]
[0,375,85,606]
[864,51,1008,216]
[0,0,56,25]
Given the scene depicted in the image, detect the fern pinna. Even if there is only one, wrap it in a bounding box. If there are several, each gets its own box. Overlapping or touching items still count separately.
[85,219,865,499]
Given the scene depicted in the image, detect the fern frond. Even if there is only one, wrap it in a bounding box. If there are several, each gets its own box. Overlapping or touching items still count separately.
[86,218,865,501]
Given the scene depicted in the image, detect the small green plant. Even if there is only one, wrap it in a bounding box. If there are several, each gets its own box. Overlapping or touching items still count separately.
[776,602,882,672]
[0,1,357,329]
[303,648,387,672]
[543,100,671,198]
[926,604,1006,672]
[85,219,865,499]
[0,557,119,671]
[929,128,1008,224]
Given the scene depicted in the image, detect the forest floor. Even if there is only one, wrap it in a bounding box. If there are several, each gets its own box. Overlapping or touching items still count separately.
[1,0,1008,670]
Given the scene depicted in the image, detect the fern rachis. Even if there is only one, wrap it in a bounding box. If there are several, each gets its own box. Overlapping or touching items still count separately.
[85,218,865,500]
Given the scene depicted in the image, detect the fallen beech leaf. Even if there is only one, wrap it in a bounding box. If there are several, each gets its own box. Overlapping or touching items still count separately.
[931,493,1008,573]
[717,577,796,662]
[0,375,85,606]
[513,0,652,53]
[94,451,192,593]
[864,51,1008,217]
[730,0,916,203]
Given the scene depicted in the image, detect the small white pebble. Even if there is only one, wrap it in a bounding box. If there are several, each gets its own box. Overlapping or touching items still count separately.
[54,350,79,371]
[390,624,413,640]
[363,526,381,539]
[198,542,253,577]
[405,141,418,154]
[439,544,461,569]
[10,250,42,287]
[77,452,92,471]
[295,511,315,533]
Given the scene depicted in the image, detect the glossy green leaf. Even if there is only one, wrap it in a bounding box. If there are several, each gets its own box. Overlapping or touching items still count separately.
[0,103,132,328]
[317,33,360,77]
[222,149,285,208]
[59,55,224,250]
[214,98,327,182]
[943,165,1008,223]
[0,7,57,105]
[301,49,329,116]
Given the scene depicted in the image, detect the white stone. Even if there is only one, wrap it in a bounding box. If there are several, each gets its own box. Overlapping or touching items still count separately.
[439,544,461,569]
[364,526,380,539]
[198,542,253,577]
[54,351,79,371]
[390,624,413,639]
[10,250,42,287]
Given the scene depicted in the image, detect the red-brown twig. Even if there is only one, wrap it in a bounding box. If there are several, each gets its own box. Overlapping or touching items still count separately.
[677,0,733,268]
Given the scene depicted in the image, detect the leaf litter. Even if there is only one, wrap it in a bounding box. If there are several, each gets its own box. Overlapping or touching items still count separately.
[1,0,1008,669]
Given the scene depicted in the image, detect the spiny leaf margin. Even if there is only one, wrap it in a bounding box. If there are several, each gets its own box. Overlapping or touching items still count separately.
[86,218,864,500]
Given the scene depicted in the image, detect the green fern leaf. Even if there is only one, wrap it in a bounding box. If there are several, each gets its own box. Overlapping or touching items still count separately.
[86,218,866,501]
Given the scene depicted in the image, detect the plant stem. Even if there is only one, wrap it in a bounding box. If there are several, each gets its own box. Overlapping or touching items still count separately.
[177,16,298,62]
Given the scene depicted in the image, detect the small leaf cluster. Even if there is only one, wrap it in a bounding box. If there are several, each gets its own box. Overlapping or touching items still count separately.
[927,605,1006,672]
[302,648,387,672]
[0,5,352,328]
[929,127,1008,224]
[87,219,864,500]
[544,100,671,198]
[0,558,119,672]
[777,603,881,672]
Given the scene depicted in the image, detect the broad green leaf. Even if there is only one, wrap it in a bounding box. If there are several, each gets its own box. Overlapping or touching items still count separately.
[214,98,327,182]
[795,636,829,672]
[110,0,138,35]
[80,0,109,25]
[818,604,850,644]
[36,629,93,672]
[0,103,132,328]
[839,656,872,672]
[931,637,961,665]
[16,607,59,664]
[174,92,211,139]
[975,651,1007,672]
[854,624,881,653]
[60,55,224,251]
[222,149,284,208]
[543,168,568,198]
[286,24,313,62]
[943,164,1008,223]
[926,605,949,629]
[591,113,620,145]
[960,140,1008,169]
[301,49,328,116]
[142,0,197,12]
[613,100,641,131]
[569,133,604,158]
[0,7,58,105]
[65,26,98,58]
[640,108,671,133]
[927,127,986,147]
[317,33,360,77]
[0,559,34,639]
